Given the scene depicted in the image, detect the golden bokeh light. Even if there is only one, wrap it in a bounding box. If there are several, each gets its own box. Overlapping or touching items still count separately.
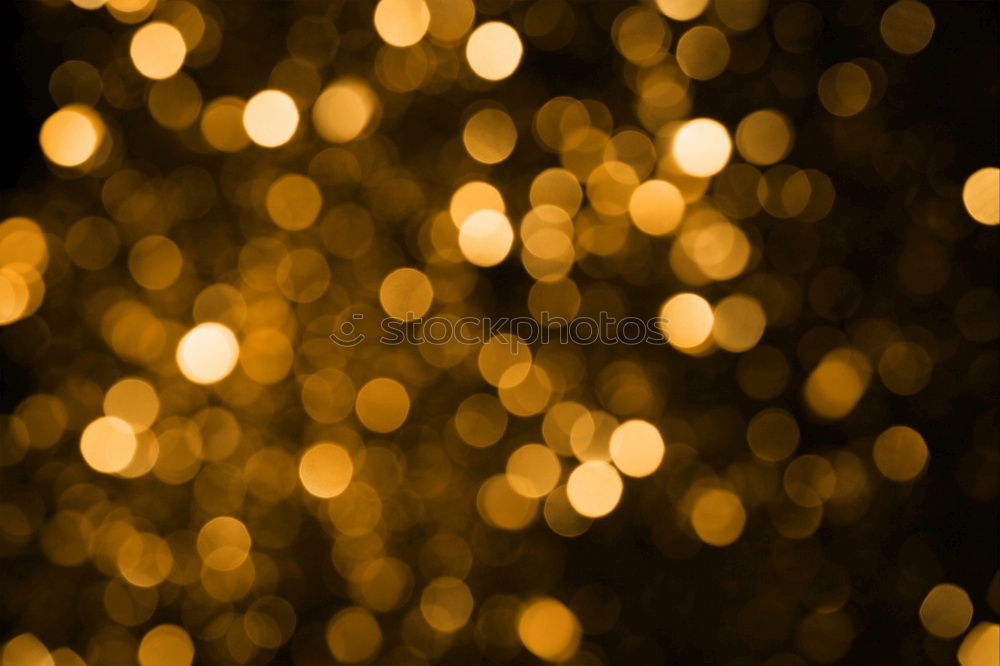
[200,96,250,152]
[659,292,714,350]
[466,22,523,81]
[197,516,251,571]
[266,174,322,230]
[80,416,137,474]
[38,105,102,168]
[355,377,410,433]
[676,26,730,81]
[458,209,514,267]
[477,474,538,529]
[128,235,183,290]
[919,583,974,639]
[803,347,872,419]
[672,118,732,177]
[818,63,872,117]
[655,0,709,21]
[420,576,474,633]
[880,1,935,55]
[137,624,194,666]
[957,623,1000,666]
[873,425,929,483]
[566,461,623,518]
[242,90,299,147]
[711,294,767,352]
[374,0,430,47]
[103,377,159,432]
[313,79,378,144]
[450,180,505,227]
[747,408,800,462]
[455,393,508,447]
[130,22,186,80]
[735,109,794,166]
[1,634,54,666]
[3,2,995,663]
[326,607,382,663]
[463,108,517,164]
[517,597,582,663]
[609,420,664,478]
[298,442,353,498]
[690,488,746,546]
[962,167,999,226]
[175,322,240,385]
[628,179,685,236]
[379,267,433,320]
[506,444,561,498]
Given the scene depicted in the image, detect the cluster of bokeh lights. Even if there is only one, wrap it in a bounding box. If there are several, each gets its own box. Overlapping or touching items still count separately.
[1,0,998,664]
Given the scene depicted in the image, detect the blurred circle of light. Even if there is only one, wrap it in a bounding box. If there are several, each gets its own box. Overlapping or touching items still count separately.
[374,0,430,47]
[919,584,974,639]
[129,22,187,80]
[419,577,475,632]
[517,597,582,662]
[355,378,410,433]
[628,179,685,235]
[659,293,714,350]
[326,607,382,663]
[655,0,710,21]
[242,90,299,147]
[734,109,794,166]
[506,444,561,497]
[880,0,935,55]
[817,63,872,117]
[873,425,929,482]
[313,79,378,143]
[566,460,623,518]
[458,209,514,266]
[197,516,251,571]
[103,377,159,432]
[675,25,730,80]
[175,322,240,385]
[463,108,517,164]
[266,174,322,230]
[672,118,732,177]
[39,105,102,168]
[298,443,353,498]
[450,181,505,227]
[80,416,137,474]
[804,347,871,419]
[958,623,1000,666]
[466,22,523,81]
[690,489,746,546]
[379,267,434,320]
[962,167,999,225]
[609,420,665,478]
[138,624,195,666]
[0,634,54,666]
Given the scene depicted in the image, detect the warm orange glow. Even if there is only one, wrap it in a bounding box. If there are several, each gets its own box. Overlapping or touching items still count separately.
[39,106,102,168]
[466,22,523,81]
[672,118,732,177]
[130,22,186,80]
[80,416,137,474]
[243,90,299,147]
[299,443,353,498]
[518,597,582,662]
[566,461,623,518]
[175,322,240,385]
